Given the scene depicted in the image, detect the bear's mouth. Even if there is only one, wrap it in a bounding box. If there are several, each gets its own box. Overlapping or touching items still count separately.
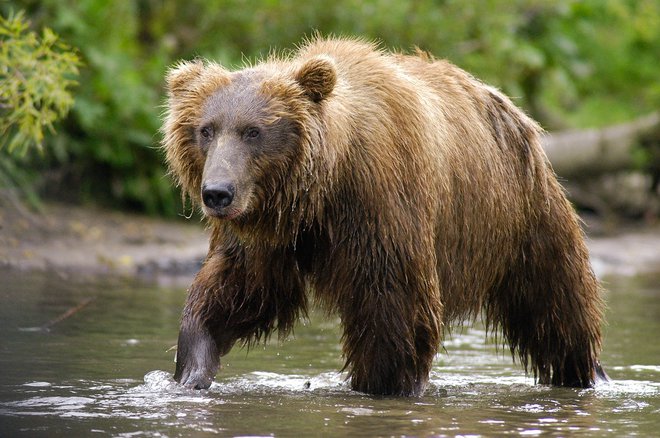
[204,206,245,221]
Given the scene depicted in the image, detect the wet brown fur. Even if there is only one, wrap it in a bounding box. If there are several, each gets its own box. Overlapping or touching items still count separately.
[162,37,606,395]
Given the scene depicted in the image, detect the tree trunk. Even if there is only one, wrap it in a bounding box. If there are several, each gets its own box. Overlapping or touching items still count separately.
[542,112,660,179]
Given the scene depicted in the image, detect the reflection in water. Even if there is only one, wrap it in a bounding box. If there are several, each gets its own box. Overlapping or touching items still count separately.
[0,269,658,436]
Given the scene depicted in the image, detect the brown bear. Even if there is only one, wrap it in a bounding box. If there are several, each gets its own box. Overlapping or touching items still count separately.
[161,37,607,396]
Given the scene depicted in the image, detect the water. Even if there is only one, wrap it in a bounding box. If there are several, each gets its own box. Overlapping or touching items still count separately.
[0,269,658,437]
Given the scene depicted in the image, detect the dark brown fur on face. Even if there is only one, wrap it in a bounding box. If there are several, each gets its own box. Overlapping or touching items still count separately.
[162,37,607,396]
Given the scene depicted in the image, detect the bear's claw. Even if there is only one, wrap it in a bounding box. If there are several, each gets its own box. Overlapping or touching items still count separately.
[175,365,214,390]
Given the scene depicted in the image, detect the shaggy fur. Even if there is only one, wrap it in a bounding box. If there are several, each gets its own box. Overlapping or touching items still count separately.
[162,37,606,396]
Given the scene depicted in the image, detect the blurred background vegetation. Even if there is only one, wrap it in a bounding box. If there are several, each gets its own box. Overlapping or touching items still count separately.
[1,0,659,216]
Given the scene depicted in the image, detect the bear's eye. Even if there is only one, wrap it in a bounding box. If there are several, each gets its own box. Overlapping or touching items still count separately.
[243,127,261,140]
[200,125,214,140]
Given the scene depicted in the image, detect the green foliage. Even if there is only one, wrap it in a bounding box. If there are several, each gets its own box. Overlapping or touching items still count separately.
[2,0,659,215]
[6,1,177,214]
[0,10,80,210]
[554,0,660,127]
[0,10,79,154]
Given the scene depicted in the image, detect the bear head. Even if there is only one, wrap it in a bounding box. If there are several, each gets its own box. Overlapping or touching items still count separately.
[162,55,337,231]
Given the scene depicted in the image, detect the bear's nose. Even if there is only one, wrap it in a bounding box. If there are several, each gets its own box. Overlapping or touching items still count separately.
[202,183,235,210]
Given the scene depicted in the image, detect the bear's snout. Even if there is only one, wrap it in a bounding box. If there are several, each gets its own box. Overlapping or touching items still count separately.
[202,182,235,211]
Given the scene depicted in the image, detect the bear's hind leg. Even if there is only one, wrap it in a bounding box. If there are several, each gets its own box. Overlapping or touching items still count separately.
[486,207,607,388]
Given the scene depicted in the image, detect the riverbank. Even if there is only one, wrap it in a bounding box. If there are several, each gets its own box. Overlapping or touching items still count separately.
[0,202,208,286]
[1,202,658,286]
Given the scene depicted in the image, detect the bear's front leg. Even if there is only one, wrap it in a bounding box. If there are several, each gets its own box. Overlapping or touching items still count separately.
[173,242,306,390]
[173,252,234,390]
[174,307,220,390]
[338,271,442,396]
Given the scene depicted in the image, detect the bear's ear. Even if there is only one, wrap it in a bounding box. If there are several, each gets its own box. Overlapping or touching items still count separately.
[294,55,337,103]
[166,60,205,96]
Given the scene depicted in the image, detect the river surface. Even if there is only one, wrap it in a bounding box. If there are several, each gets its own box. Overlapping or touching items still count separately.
[0,268,658,437]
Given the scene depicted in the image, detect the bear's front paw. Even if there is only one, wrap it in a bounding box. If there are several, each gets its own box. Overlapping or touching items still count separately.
[173,323,220,390]
[174,361,216,390]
